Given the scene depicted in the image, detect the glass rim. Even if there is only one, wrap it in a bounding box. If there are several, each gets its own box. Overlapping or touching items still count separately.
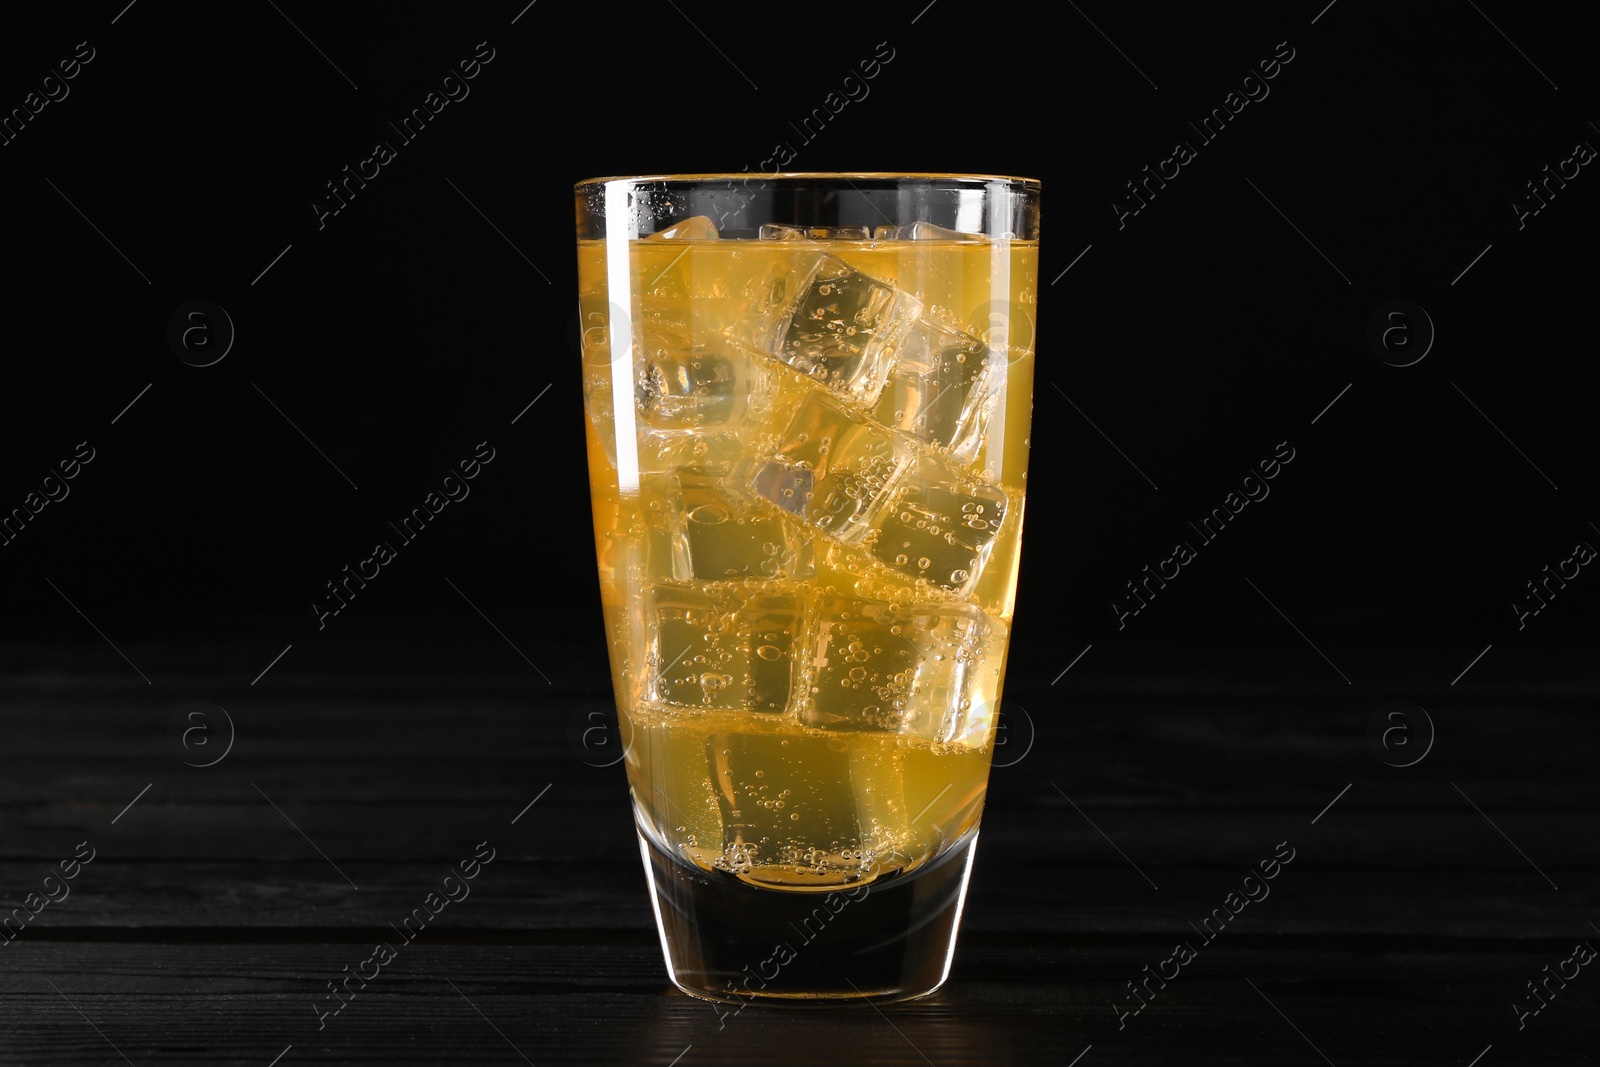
[574,171,1040,192]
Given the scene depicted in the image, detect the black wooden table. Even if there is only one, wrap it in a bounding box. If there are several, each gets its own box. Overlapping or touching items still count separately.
[2,635,1595,1065]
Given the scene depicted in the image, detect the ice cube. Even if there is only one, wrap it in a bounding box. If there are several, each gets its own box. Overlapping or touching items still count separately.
[749,391,909,545]
[629,430,743,477]
[865,454,1009,595]
[707,730,871,884]
[750,254,920,405]
[876,220,1018,240]
[870,221,985,241]
[578,290,619,453]
[645,586,802,713]
[645,468,813,582]
[760,223,873,240]
[801,596,1006,746]
[637,335,771,431]
[579,287,752,475]
[637,217,752,338]
[873,317,1003,461]
[590,492,658,713]
[646,215,720,240]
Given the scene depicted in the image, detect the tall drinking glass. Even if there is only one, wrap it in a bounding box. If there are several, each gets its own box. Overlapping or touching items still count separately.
[575,174,1039,1005]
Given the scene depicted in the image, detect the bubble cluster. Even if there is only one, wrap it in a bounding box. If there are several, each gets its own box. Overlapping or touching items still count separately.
[579,229,1037,887]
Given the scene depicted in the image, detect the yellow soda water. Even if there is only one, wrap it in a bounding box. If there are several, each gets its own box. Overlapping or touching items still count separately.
[579,223,1035,891]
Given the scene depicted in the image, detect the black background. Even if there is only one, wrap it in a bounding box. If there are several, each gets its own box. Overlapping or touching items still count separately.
[2,2,1598,1064]
[3,0,1595,678]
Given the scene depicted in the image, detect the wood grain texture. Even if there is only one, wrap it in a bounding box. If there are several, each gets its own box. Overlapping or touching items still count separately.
[1,639,1595,1065]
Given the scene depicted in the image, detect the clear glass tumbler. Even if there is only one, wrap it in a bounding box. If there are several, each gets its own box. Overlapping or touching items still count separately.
[574,174,1039,1005]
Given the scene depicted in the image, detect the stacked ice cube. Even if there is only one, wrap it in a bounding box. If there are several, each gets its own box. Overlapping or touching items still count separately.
[602,217,1012,750]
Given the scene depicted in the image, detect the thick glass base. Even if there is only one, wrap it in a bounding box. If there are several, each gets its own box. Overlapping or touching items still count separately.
[637,828,978,1006]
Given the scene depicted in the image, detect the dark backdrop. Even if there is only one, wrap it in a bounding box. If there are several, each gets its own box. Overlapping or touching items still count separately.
[2,0,1595,692]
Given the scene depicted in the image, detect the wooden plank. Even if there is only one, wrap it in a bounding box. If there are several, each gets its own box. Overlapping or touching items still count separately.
[1,642,1594,1064]
[0,859,1592,937]
[1,790,1593,869]
[0,942,1590,1066]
